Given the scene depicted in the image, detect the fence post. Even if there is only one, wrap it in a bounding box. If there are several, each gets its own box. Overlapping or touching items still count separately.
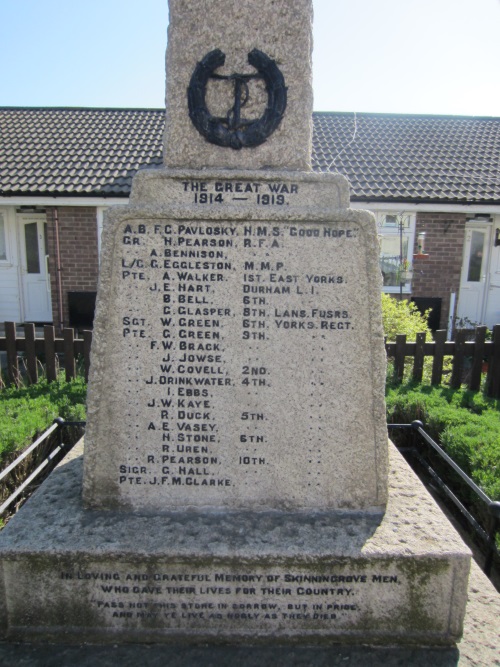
[412,332,426,383]
[484,502,500,576]
[469,325,487,392]
[487,324,500,399]
[83,330,92,383]
[431,329,447,386]
[394,334,407,383]
[63,328,76,381]
[24,322,38,385]
[451,329,466,389]
[44,325,57,382]
[5,322,20,386]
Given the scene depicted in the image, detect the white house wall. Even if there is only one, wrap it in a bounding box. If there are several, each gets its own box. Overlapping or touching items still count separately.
[1,199,500,329]
[0,207,22,322]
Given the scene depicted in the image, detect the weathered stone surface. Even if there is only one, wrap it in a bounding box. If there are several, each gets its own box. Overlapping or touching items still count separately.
[82,170,387,512]
[0,0,473,651]
[458,559,500,664]
[0,442,470,644]
[163,0,313,170]
[129,168,350,212]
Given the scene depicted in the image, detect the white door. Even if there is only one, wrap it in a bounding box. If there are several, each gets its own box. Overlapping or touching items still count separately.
[484,221,500,328]
[19,214,52,322]
[456,223,491,326]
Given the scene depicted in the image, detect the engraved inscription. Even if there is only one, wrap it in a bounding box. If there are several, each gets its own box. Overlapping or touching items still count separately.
[54,565,403,630]
[182,179,299,207]
[108,212,377,510]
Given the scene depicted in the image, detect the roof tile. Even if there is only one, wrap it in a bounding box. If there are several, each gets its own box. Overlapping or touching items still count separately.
[1,108,500,202]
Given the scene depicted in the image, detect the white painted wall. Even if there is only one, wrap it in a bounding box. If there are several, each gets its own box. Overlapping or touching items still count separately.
[0,207,22,322]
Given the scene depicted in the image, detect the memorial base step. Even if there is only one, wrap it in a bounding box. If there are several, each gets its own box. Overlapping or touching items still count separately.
[0,442,470,646]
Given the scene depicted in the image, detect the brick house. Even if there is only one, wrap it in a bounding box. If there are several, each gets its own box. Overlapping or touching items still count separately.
[1,108,500,332]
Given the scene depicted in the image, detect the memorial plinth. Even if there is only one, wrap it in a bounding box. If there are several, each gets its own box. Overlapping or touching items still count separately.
[0,0,471,646]
[0,442,470,645]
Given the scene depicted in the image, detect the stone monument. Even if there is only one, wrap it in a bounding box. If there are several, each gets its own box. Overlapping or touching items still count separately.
[0,0,470,645]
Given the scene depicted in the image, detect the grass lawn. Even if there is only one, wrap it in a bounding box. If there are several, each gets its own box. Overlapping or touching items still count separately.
[1,372,498,504]
[0,375,86,465]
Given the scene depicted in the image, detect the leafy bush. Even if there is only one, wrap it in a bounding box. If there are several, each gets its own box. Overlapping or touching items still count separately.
[381,294,441,384]
[0,375,86,464]
[381,293,431,341]
[386,383,500,500]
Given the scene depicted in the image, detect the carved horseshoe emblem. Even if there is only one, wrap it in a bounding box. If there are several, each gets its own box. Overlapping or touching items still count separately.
[187,48,287,150]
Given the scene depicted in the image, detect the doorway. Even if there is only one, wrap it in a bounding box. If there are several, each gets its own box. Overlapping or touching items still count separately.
[483,222,500,328]
[456,219,500,329]
[19,213,52,322]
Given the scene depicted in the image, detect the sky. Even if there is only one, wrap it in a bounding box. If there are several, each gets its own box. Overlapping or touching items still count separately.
[0,0,499,117]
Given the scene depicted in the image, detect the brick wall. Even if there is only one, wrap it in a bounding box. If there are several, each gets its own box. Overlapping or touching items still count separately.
[41,206,467,333]
[45,207,99,331]
[411,212,466,330]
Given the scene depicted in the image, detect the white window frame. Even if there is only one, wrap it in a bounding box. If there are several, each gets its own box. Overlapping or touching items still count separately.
[376,211,416,294]
[0,207,14,266]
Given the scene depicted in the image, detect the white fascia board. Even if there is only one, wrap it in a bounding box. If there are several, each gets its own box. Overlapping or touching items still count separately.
[3,196,500,216]
[0,196,128,207]
[351,201,500,215]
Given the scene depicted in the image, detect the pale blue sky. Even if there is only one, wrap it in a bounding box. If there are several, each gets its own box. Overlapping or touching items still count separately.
[0,0,499,116]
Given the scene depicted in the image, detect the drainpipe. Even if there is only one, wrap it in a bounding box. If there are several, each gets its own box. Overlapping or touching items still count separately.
[447,292,456,340]
[53,207,64,332]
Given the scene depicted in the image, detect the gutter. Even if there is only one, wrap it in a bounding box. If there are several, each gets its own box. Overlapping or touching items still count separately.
[351,201,500,215]
[351,196,500,206]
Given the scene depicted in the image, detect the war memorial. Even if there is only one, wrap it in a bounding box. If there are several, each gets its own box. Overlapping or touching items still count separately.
[3,2,497,658]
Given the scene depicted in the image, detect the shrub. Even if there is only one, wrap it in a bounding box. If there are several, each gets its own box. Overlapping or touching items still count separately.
[382,294,440,383]
[381,293,431,342]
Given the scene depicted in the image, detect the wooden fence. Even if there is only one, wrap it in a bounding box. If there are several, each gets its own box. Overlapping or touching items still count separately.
[0,323,92,385]
[1,322,500,398]
[386,324,500,398]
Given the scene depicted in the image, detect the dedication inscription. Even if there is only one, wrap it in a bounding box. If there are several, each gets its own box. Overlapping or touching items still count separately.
[24,562,409,635]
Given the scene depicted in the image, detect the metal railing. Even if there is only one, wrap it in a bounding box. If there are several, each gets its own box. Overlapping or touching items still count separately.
[389,420,500,577]
[0,418,85,517]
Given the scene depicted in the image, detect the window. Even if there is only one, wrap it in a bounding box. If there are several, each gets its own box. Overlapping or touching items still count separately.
[24,222,41,273]
[377,212,415,292]
[466,230,485,282]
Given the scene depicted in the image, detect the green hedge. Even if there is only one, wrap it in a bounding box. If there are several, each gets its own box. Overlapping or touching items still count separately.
[1,332,498,508]
[0,376,86,463]
[386,383,500,501]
